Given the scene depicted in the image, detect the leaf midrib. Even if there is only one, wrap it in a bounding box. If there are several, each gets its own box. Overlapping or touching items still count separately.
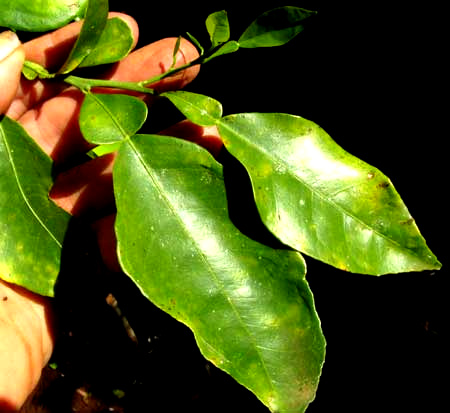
[219,120,418,258]
[90,93,130,141]
[125,137,276,393]
[0,124,62,248]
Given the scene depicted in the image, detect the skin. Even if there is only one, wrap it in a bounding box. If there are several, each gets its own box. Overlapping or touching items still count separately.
[0,12,222,410]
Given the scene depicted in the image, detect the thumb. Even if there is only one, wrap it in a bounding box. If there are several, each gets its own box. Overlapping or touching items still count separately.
[0,31,25,115]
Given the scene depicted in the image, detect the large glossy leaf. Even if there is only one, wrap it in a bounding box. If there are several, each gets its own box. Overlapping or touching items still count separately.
[58,0,109,74]
[218,113,441,275]
[79,93,148,144]
[0,0,88,32]
[78,17,134,68]
[238,7,317,48]
[114,134,325,412]
[0,117,71,296]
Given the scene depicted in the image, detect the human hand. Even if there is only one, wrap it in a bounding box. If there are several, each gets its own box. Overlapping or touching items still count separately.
[0,13,221,410]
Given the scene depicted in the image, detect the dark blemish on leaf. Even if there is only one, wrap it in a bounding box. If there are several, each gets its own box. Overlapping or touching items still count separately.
[400,218,415,225]
[377,181,390,189]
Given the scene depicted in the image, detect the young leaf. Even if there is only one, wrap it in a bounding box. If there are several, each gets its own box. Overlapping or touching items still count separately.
[79,93,148,145]
[238,7,317,48]
[162,91,222,126]
[206,10,230,47]
[58,0,109,74]
[218,113,441,275]
[78,17,135,68]
[0,0,88,32]
[202,41,240,63]
[0,116,71,296]
[185,32,204,56]
[171,36,183,69]
[114,134,325,413]
[22,61,56,81]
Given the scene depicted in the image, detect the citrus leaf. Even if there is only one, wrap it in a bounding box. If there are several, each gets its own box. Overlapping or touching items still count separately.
[202,41,240,63]
[0,116,71,296]
[218,113,441,275]
[79,93,147,145]
[22,61,56,81]
[58,0,109,74]
[78,17,134,68]
[185,32,204,56]
[0,0,88,32]
[162,91,222,126]
[206,10,230,47]
[114,134,325,412]
[238,7,317,48]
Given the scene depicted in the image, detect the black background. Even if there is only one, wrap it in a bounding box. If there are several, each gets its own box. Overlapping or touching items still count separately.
[42,1,448,412]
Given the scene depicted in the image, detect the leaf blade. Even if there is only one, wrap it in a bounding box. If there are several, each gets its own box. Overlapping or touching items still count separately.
[0,117,71,296]
[114,134,325,412]
[218,113,441,275]
[238,7,317,48]
[78,17,134,68]
[58,0,109,74]
[0,0,88,32]
[206,10,230,47]
[79,93,148,144]
[162,91,223,126]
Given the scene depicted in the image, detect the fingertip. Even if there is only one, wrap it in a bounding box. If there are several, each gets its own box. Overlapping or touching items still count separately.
[0,32,25,114]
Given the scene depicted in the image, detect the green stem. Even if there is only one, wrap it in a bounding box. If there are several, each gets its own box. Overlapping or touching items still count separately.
[140,55,205,87]
[64,75,156,94]
[64,52,206,94]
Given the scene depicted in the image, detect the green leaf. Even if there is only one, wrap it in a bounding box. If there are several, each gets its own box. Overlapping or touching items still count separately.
[22,61,56,81]
[78,17,134,68]
[0,0,88,32]
[238,7,317,48]
[206,10,230,47]
[58,0,109,74]
[79,93,148,145]
[171,36,183,69]
[114,134,325,413]
[162,91,222,126]
[218,113,441,275]
[202,41,240,63]
[0,116,71,296]
[87,142,123,158]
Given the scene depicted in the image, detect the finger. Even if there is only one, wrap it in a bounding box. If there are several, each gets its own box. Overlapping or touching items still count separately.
[50,153,116,217]
[17,37,200,164]
[104,37,200,91]
[0,279,54,410]
[91,214,121,272]
[0,32,25,114]
[159,121,223,158]
[5,12,139,120]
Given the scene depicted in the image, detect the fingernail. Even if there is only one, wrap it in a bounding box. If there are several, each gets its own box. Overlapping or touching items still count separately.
[0,31,21,62]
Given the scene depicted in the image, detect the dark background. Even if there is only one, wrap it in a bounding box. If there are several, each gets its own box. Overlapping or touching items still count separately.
[30,1,448,412]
